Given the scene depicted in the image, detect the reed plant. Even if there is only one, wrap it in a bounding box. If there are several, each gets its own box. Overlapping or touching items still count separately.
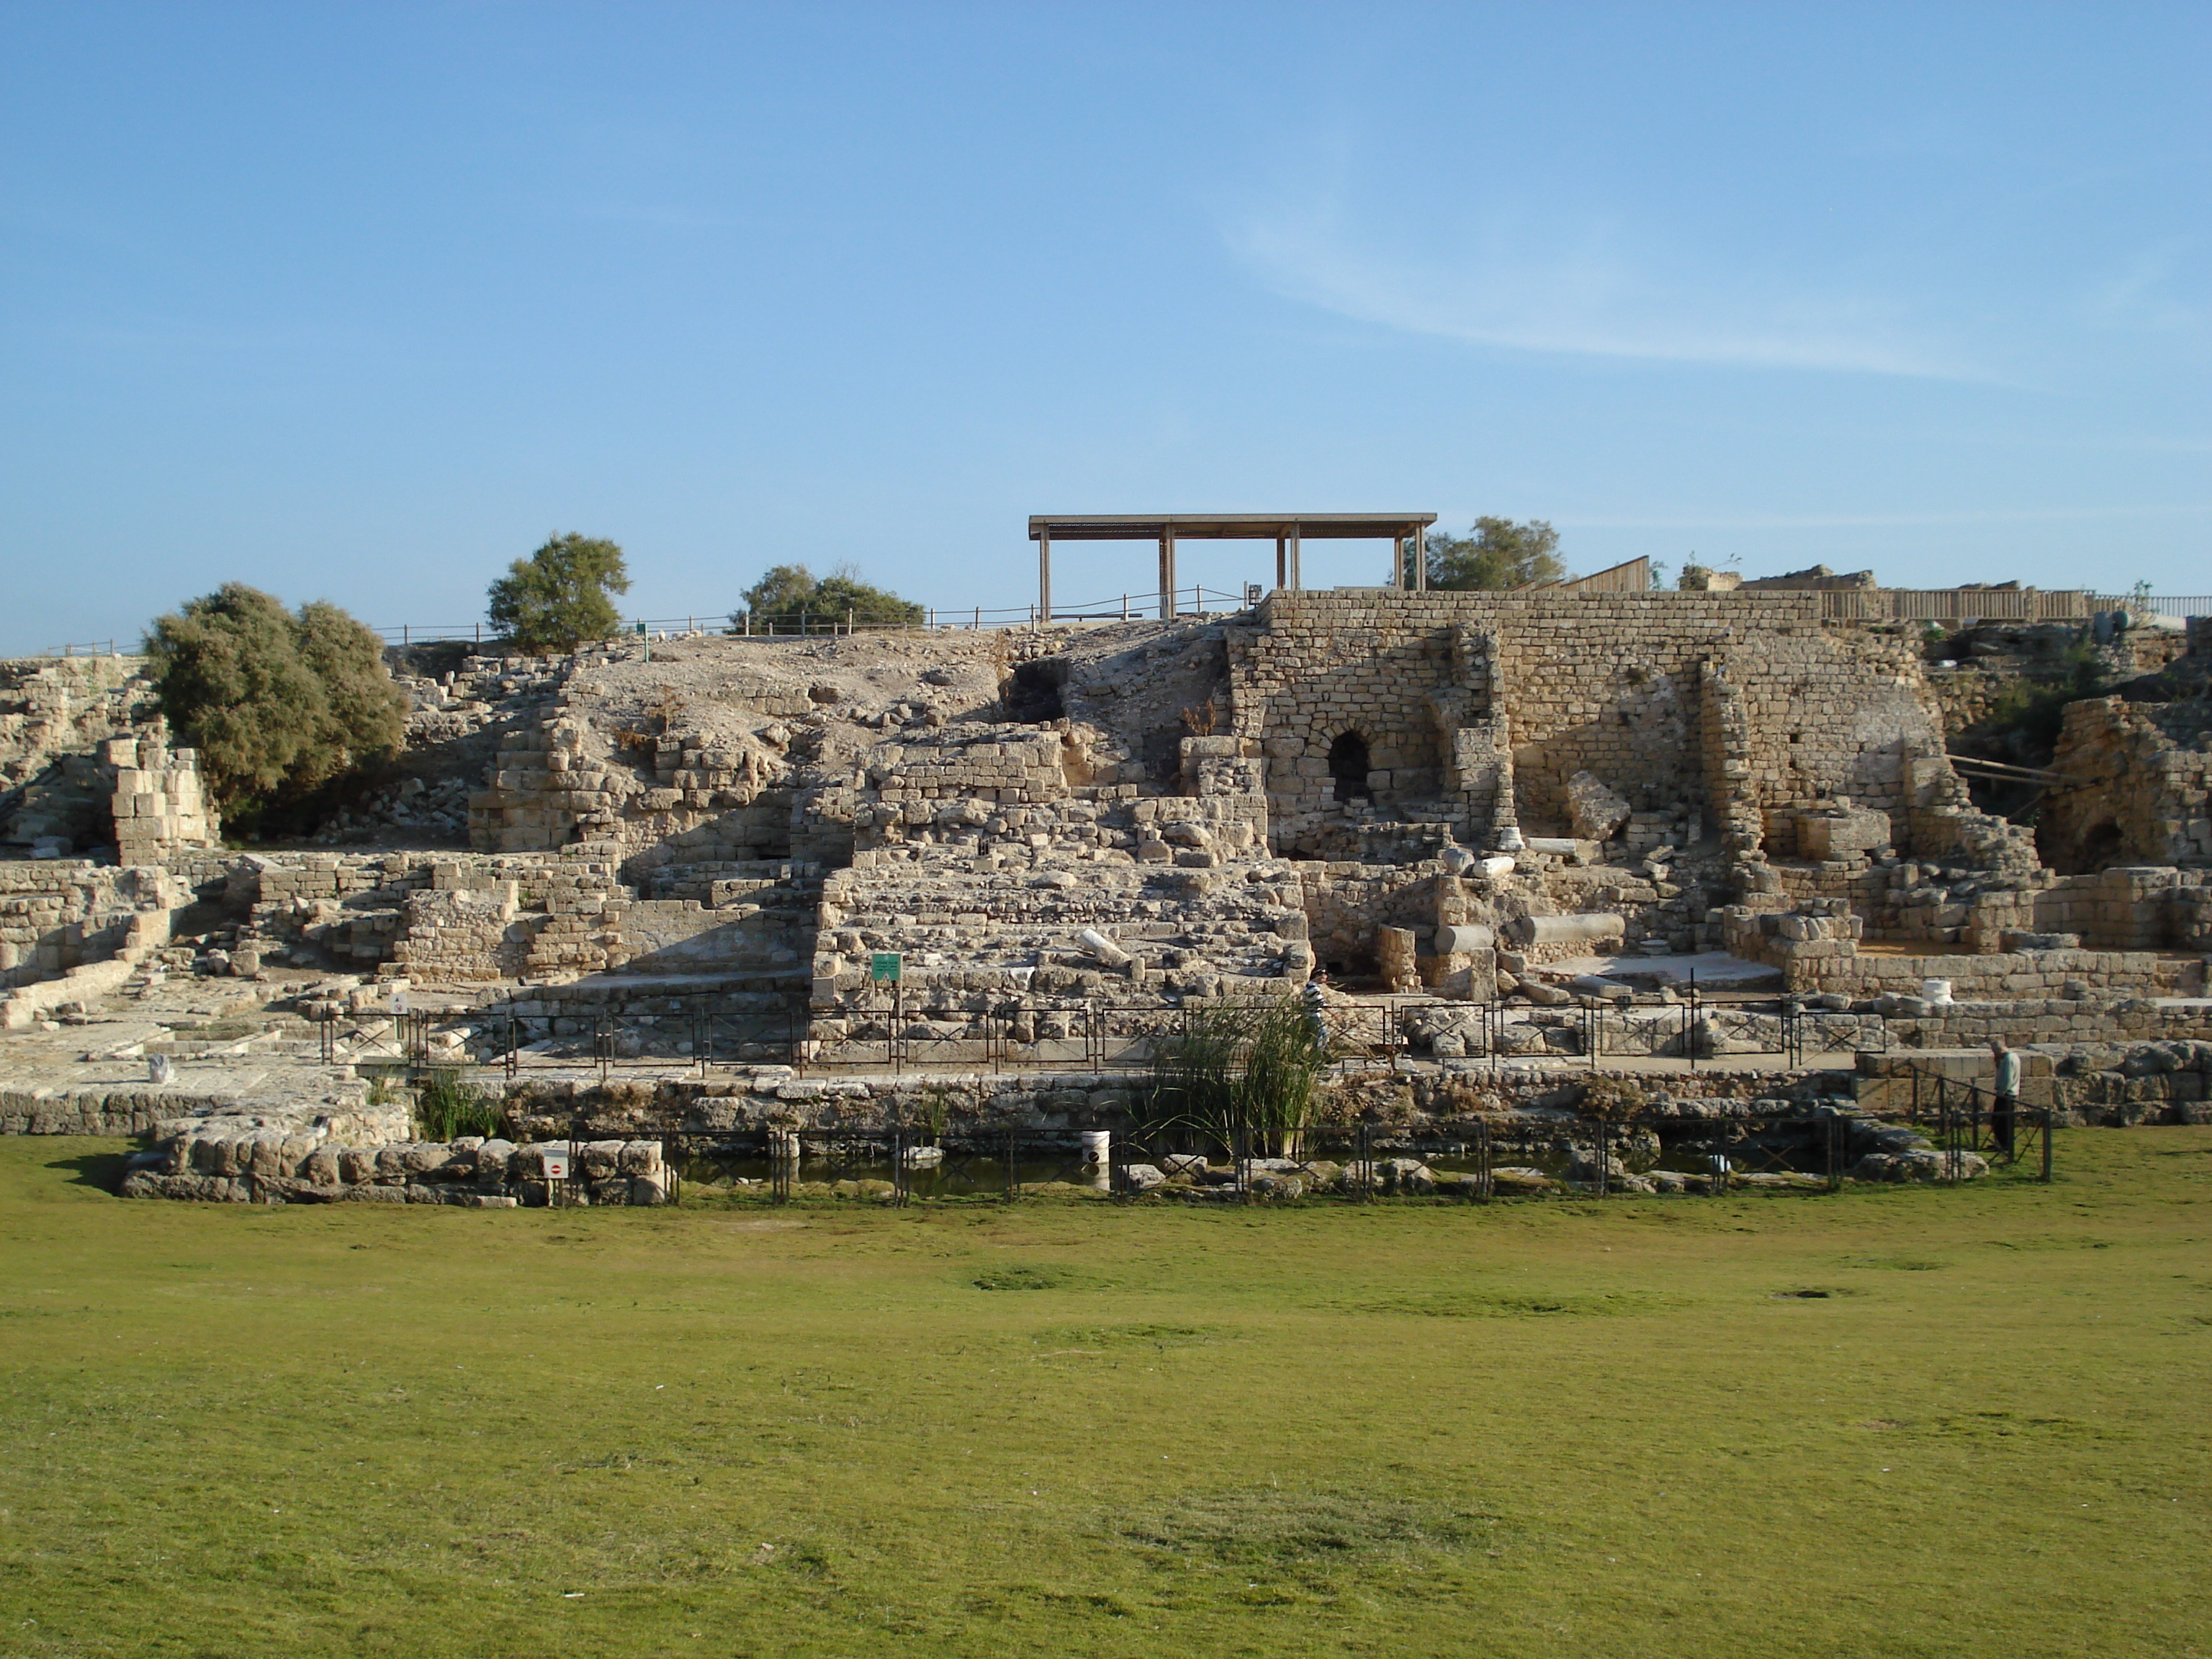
[1145,997,1331,1156]
[413,1069,507,1141]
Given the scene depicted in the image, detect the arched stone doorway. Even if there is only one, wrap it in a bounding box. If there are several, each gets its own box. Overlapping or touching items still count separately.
[1328,732,1372,803]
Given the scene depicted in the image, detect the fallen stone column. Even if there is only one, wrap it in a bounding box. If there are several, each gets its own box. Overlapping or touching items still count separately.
[1508,912,1627,948]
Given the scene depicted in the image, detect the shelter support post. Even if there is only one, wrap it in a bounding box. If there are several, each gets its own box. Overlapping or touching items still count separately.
[1039,530,1051,623]
[1159,530,1177,620]
[1275,536,1287,593]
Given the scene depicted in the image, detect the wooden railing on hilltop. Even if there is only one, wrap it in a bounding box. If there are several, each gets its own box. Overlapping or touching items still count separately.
[1820,588,2094,623]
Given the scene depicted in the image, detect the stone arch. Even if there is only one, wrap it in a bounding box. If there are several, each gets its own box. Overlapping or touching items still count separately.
[1328,730,1373,803]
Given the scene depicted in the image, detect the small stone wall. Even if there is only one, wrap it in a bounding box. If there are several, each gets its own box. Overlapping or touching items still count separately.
[123,1133,673,1207]
[1,1086,223,1138]
[0,862,180,994]
[1882,996,2212,1048]
[1792,946,2177,999]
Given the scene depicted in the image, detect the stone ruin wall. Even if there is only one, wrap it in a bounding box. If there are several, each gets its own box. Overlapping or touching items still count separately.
[2044,693,2212,873]
[0,731,215,1025]
[1231,589,1955,862]
[175,597,2064,1025]
[9,603,2212,1220]
[0,656,161,853]
[1,862,183,993]
[2,595,2208,1066]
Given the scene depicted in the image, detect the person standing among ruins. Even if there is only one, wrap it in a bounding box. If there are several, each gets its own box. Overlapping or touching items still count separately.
[1302,972,1330,1050]
[1989,1038,2020,1158]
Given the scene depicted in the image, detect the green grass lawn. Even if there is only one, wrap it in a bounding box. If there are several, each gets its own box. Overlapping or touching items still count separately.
[1,1132,2207,1659]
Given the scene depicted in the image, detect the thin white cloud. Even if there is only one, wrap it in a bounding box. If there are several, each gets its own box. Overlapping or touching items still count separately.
[2086,246,2204,334]
[1227,195,1984,380]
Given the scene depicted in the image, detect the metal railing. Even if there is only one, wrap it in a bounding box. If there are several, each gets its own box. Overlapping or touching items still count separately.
[489,995,810,1079]
[1817,589,2209,624]
[324,993,811,1078]
[2098,594,2212,621]
[659,1126,1105,1207]
[809,994,1417,1075]
[319,1009,432,1069]
[1898,1067,2055,1182]
[1458,993,1887,1068]
[334,988,1892,1087]
[498,1099,2038,1208]
[368,585,1265,650]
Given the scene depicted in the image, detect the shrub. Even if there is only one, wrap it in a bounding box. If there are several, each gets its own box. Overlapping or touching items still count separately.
[732,562,922,631]
[144,584,408,828]
[487,534,631,653]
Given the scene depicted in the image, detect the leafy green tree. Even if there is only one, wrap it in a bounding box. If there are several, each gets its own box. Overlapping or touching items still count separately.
[144,584,408,824]
[738,564,821,619]
[732,562,923,631]
[1424,517,1567,590]
[487,533,631,652]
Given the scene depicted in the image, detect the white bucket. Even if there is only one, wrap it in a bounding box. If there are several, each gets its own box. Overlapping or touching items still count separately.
[1919,978,1954,1007]
[1079,1129,1111,1191]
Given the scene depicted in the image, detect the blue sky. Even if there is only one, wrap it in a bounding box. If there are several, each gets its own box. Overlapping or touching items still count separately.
[1,2,2206,653]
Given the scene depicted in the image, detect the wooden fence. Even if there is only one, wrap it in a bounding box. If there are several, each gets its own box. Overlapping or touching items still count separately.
[1820,589,2092,623]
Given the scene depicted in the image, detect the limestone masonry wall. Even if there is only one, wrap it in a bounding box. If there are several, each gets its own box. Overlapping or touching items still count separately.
[0,862,180,992]
[0,656,159,853]
[1231,590,1951,861]
[6,600,2210,1146]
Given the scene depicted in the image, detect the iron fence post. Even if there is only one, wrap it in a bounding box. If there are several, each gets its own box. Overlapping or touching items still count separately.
[1687,972,1700,1073]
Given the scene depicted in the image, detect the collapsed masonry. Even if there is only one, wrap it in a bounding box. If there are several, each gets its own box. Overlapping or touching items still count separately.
[2,589,2209,1179]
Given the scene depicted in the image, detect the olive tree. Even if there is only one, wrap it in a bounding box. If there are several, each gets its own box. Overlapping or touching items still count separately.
[144,584,408,825]
[487,533,631,652]
[1424,518,1567,590]
[732,562,922,631]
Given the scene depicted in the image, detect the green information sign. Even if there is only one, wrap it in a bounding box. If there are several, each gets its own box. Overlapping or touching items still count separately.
[870,953,902,984]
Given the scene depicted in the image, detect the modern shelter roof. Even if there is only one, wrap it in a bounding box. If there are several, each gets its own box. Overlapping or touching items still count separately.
[1028,513,1437,541]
